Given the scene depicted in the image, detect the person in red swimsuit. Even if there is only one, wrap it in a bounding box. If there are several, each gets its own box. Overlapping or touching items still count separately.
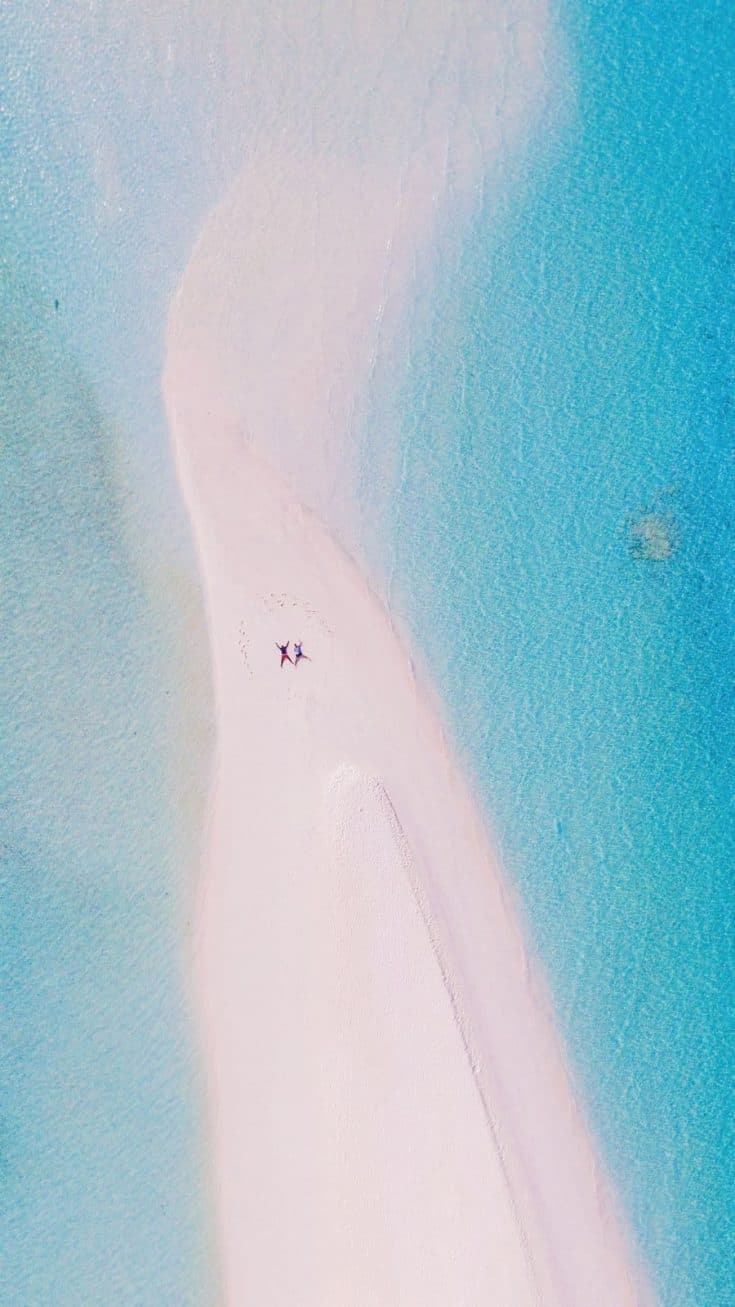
[276,641,293,667]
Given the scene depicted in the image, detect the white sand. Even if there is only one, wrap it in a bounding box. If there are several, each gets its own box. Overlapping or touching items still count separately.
[160,4,652,1301]
[163,369,652,1306]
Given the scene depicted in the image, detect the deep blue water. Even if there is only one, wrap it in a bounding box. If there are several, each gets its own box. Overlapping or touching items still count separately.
[374,3,734,1304]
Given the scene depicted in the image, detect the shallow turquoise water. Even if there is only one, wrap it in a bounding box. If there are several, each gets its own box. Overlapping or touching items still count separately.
[1,12,221,1298]
[370,2,734,1304]
[0,260,215,1303]
[1,9,219,1293]
[0,11,240,1302]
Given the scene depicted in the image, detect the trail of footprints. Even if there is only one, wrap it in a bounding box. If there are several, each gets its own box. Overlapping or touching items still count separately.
[237,620,252,674]
[262,592,334,637]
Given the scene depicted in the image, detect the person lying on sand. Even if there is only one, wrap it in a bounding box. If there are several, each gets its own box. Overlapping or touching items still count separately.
[276,641,293,667]
[294,641,310,666]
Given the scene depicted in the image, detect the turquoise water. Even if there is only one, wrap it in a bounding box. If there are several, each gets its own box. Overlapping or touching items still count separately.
[1,10,218,1297]
[370,2,734,1304]
[0,10,249,1302]
[0,261,215,1303]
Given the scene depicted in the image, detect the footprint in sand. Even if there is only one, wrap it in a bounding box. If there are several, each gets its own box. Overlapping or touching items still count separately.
[237,620,252,674]
[263,592,333,636]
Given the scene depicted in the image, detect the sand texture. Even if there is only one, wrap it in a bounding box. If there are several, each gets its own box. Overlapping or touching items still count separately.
[161,18,651,1290]
[164,332,651,1305]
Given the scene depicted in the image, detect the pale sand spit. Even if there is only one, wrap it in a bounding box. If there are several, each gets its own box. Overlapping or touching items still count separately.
[163,338,652,1306]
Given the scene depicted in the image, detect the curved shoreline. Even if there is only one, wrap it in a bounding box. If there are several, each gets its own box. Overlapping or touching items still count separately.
[163,317,653,1301]
[160,4,652,1296]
